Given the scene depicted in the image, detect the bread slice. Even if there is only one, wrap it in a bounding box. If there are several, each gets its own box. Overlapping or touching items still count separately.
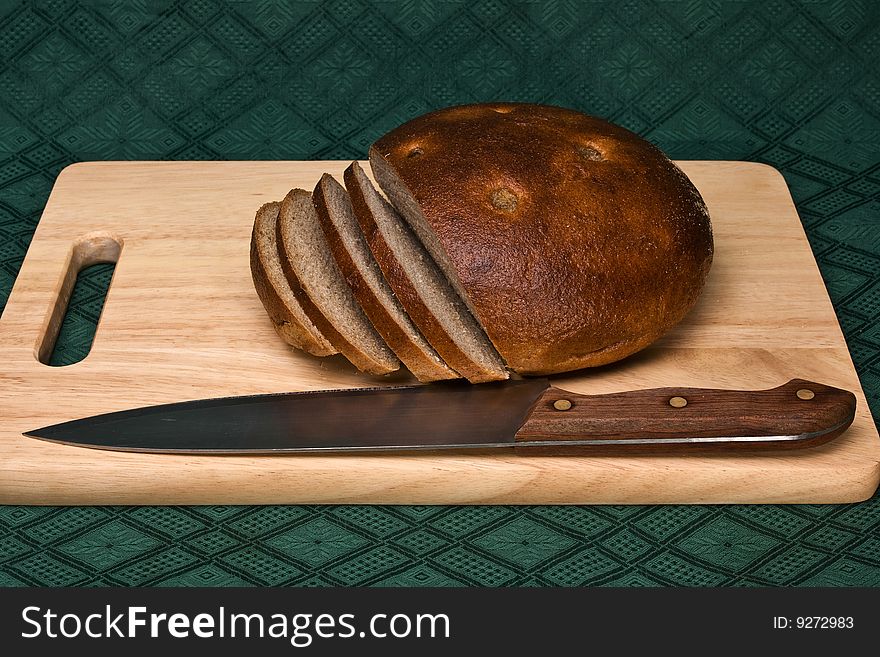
[344,162,507,383]
[313,174,458,383]
[249,201,336,356]
[276,188,399,376]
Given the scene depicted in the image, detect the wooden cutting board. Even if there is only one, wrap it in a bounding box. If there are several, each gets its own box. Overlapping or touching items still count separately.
[0,161,877,504]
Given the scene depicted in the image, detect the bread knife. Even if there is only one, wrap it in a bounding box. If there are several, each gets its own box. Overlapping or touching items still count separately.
[22,378,856,455]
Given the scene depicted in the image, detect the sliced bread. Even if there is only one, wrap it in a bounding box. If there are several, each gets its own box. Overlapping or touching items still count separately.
[344,162,507,383]
[313,174,458,383]
[276,188,399,376]
[249,201,336,357]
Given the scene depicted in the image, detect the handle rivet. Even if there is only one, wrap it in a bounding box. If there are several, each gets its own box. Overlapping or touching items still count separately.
[669,396,688,408]
[797,389,815,400]
[553,399,572,411]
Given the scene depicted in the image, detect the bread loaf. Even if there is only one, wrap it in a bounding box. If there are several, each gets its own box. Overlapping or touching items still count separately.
[370,103,714,375]
[251,103,713,379]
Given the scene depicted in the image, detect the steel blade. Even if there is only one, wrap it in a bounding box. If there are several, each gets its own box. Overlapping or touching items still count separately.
[24,379,550,454]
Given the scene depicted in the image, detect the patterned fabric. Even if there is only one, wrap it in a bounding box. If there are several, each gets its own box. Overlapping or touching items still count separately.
[1,0,879,587]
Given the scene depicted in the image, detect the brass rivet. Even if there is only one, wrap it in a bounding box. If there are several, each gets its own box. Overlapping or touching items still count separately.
[669,396,688,408]
[553,399,572,411]
[797,389,815,400]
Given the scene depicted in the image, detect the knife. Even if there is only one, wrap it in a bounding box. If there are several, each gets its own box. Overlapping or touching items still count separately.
[23,378,856,455]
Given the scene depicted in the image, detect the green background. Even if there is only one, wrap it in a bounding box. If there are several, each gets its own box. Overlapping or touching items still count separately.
[1,0,879,586]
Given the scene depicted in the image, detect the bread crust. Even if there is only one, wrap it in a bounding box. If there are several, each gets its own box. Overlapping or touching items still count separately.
[313,174,458,382]
[345,163,507,383]
[371,103,714,375]
[249,201,336,357]
[276,189,399,376]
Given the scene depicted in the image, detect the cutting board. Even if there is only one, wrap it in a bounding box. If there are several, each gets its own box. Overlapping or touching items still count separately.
[0,161,877,505]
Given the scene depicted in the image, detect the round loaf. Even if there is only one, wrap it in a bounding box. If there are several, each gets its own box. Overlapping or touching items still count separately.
[370,103,714,375]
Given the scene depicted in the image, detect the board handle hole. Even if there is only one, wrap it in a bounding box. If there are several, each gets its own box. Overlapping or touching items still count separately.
[36,232,122,366]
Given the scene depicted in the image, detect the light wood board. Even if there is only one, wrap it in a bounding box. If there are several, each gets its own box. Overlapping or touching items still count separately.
[0,161,877,505]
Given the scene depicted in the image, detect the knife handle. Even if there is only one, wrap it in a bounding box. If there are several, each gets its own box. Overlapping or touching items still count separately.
[514,379,856,454]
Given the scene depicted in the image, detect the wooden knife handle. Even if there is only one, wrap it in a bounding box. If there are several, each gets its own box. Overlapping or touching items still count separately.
[514,379,856,454]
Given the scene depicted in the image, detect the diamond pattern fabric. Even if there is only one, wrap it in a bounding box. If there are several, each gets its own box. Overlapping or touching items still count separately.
[1,0,879,586]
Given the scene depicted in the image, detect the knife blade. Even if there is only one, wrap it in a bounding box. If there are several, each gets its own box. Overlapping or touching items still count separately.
[23,378,856,455]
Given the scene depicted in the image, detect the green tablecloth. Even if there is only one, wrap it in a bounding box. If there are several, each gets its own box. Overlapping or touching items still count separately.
[1,1,878,586]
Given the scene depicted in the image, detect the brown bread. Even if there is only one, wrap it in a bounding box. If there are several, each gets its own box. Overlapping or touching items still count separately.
[370,102,714,375]
[276,188,399,376]
[345,162,508,383]
[249,201,336,357]
[313,174,458,382]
